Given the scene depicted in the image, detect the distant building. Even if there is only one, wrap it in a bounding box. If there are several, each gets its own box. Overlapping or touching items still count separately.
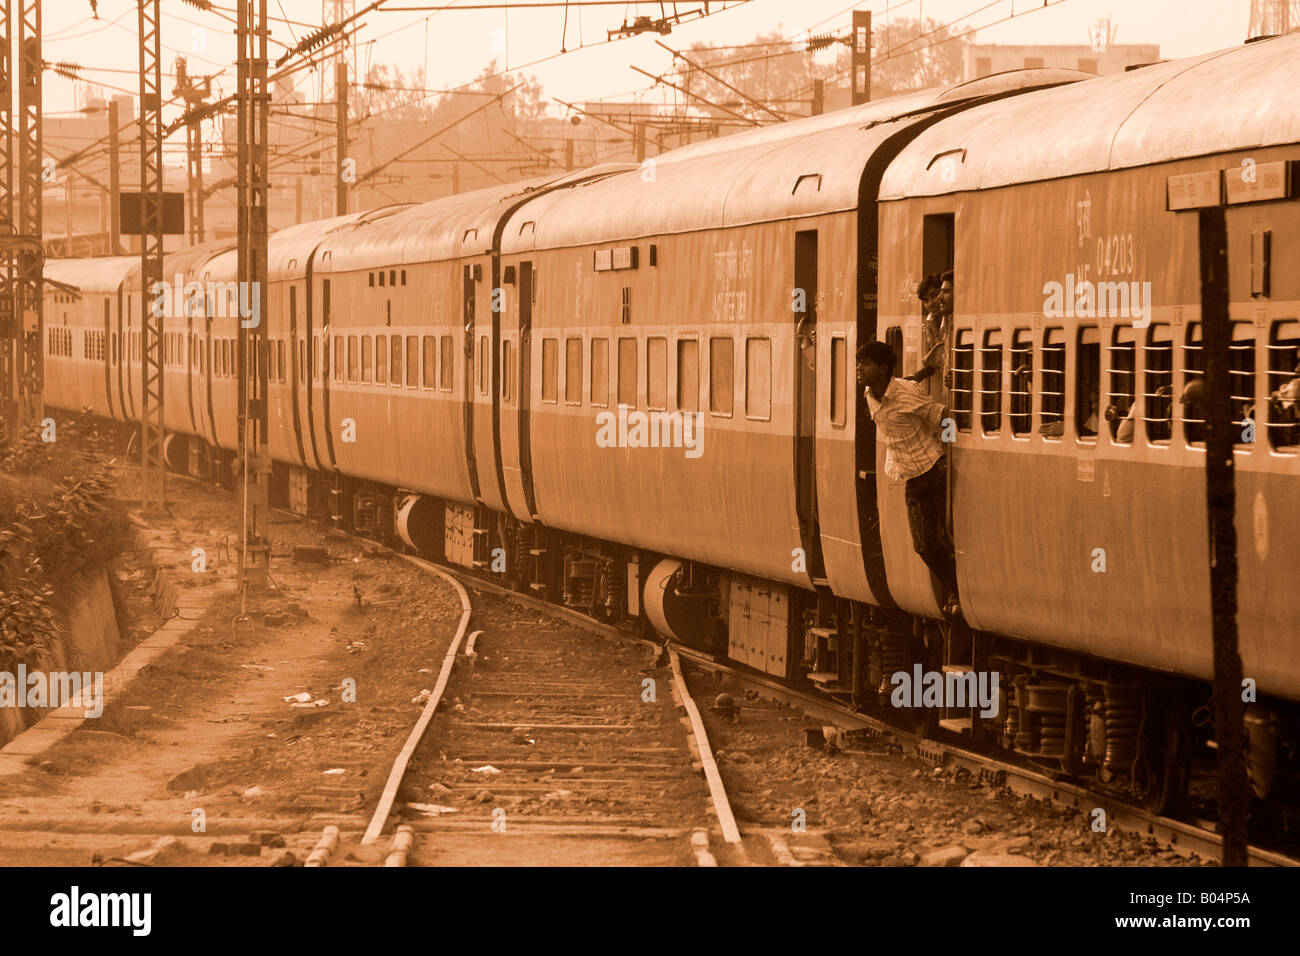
[963,42,1162,81]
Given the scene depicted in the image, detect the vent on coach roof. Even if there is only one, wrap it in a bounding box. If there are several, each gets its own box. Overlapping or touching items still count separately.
[792,173,821,195]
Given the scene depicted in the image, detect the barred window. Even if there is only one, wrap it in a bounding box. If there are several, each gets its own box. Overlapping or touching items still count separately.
[1144,324,1173,444]
[709,337,733,416]
[979,328,1002,434]
[1107,325,1137,443]
[951,328,975,431]
[541,337,558,403]
[423,336,437,389]
[1039,327,1065,438]
[566,338,583,404]
[1009,329,1033,436]
[1266,320,1300,452]
[647,337,667,410]
[677,338,699,413]
[590,337,609,407]
[745,337,771,420]
[618,337,637,407]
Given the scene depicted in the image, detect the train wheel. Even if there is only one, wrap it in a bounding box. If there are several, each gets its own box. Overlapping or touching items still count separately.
[1135,702,1191,816]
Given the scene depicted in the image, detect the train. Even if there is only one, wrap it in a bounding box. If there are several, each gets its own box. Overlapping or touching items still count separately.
[36,33,1300,816]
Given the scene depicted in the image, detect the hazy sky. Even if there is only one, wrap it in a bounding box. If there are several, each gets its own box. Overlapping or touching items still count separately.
[42,0,1258,118]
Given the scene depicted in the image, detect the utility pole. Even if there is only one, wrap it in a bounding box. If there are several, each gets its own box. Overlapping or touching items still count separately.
[108,97,120,254]
[237,0,271,591]
[138,0,165,512]
[851,9,871,105]
[812,78,824,116]
[174,57,212,245]
[564,136,573,172]
[334,60,347,215]
[1198,205,1250,866]
[0,0,16,443]
[15,0,42,431]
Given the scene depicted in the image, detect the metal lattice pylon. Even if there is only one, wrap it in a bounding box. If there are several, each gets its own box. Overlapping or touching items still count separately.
[138,0,165,510]
[0,0,15,442]
[15,0,41,432]
[1249,0,1300,36]
[237,0,270,590]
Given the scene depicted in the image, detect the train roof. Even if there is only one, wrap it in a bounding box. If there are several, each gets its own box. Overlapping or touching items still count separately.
[502,69,1089,251]
[309,164,636,272]
[878,33,1300,199]
[43,255,136,295]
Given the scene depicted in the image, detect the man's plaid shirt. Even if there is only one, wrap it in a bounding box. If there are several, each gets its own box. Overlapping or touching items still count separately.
[865,377,946,481]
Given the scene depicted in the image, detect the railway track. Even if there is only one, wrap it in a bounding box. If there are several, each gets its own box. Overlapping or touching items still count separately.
[424,563,1300,868]
[92,457,1300,867]
[306,555,744,867]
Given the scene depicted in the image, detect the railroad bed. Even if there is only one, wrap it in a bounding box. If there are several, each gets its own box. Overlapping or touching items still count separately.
[393,593,732,866]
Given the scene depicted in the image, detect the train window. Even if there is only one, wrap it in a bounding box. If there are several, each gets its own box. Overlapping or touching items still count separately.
[347,335,358,382]
[1039,328,1066,438]
[647,337,667,411]
[591,337,609,407]
[369,272,375,288]
[333,336,343,380]
[475,335,486,394]
[393,335,405,387]
[378,271,385,287]
[1106,325,1137,443]
[401,270,407,286]
[1230,323,1256,444]
[541,338,558,403]
[440,335,453,391]
[390,270,397,288]
[1076,326,1100,441]
[709,337,733,417]
[829,336,847,428]
[745,337,771,421]
[1183,323,1206,445]
[565,338,583,405]
[618,337,637,408]
[423,336,436,389]
[406,336,418,387]
[1266,320,1300,452]
[979,329,1002,434]
[361,335,372,383]
[1143,323,1173,444]
[1008,329,1032,436]
[501,340,513,401]
[375,335,387,384]
[951,329,974,431]
[677,338,699,413]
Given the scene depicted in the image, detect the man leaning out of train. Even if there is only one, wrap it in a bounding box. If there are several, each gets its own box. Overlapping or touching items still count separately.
[857,340,962,620]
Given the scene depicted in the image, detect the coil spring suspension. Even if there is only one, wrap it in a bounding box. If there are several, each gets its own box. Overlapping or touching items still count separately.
[878,628,906,694]
[601,559,625,612]
[1103,686,1141,775]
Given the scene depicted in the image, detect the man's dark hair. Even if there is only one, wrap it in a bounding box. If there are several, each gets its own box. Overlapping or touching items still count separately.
[940,269,954,285]
[857,340,896,370]
[916,273,942,300]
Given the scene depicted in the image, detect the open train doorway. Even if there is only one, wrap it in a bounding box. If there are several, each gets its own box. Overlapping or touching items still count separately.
[794,228,823,579]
